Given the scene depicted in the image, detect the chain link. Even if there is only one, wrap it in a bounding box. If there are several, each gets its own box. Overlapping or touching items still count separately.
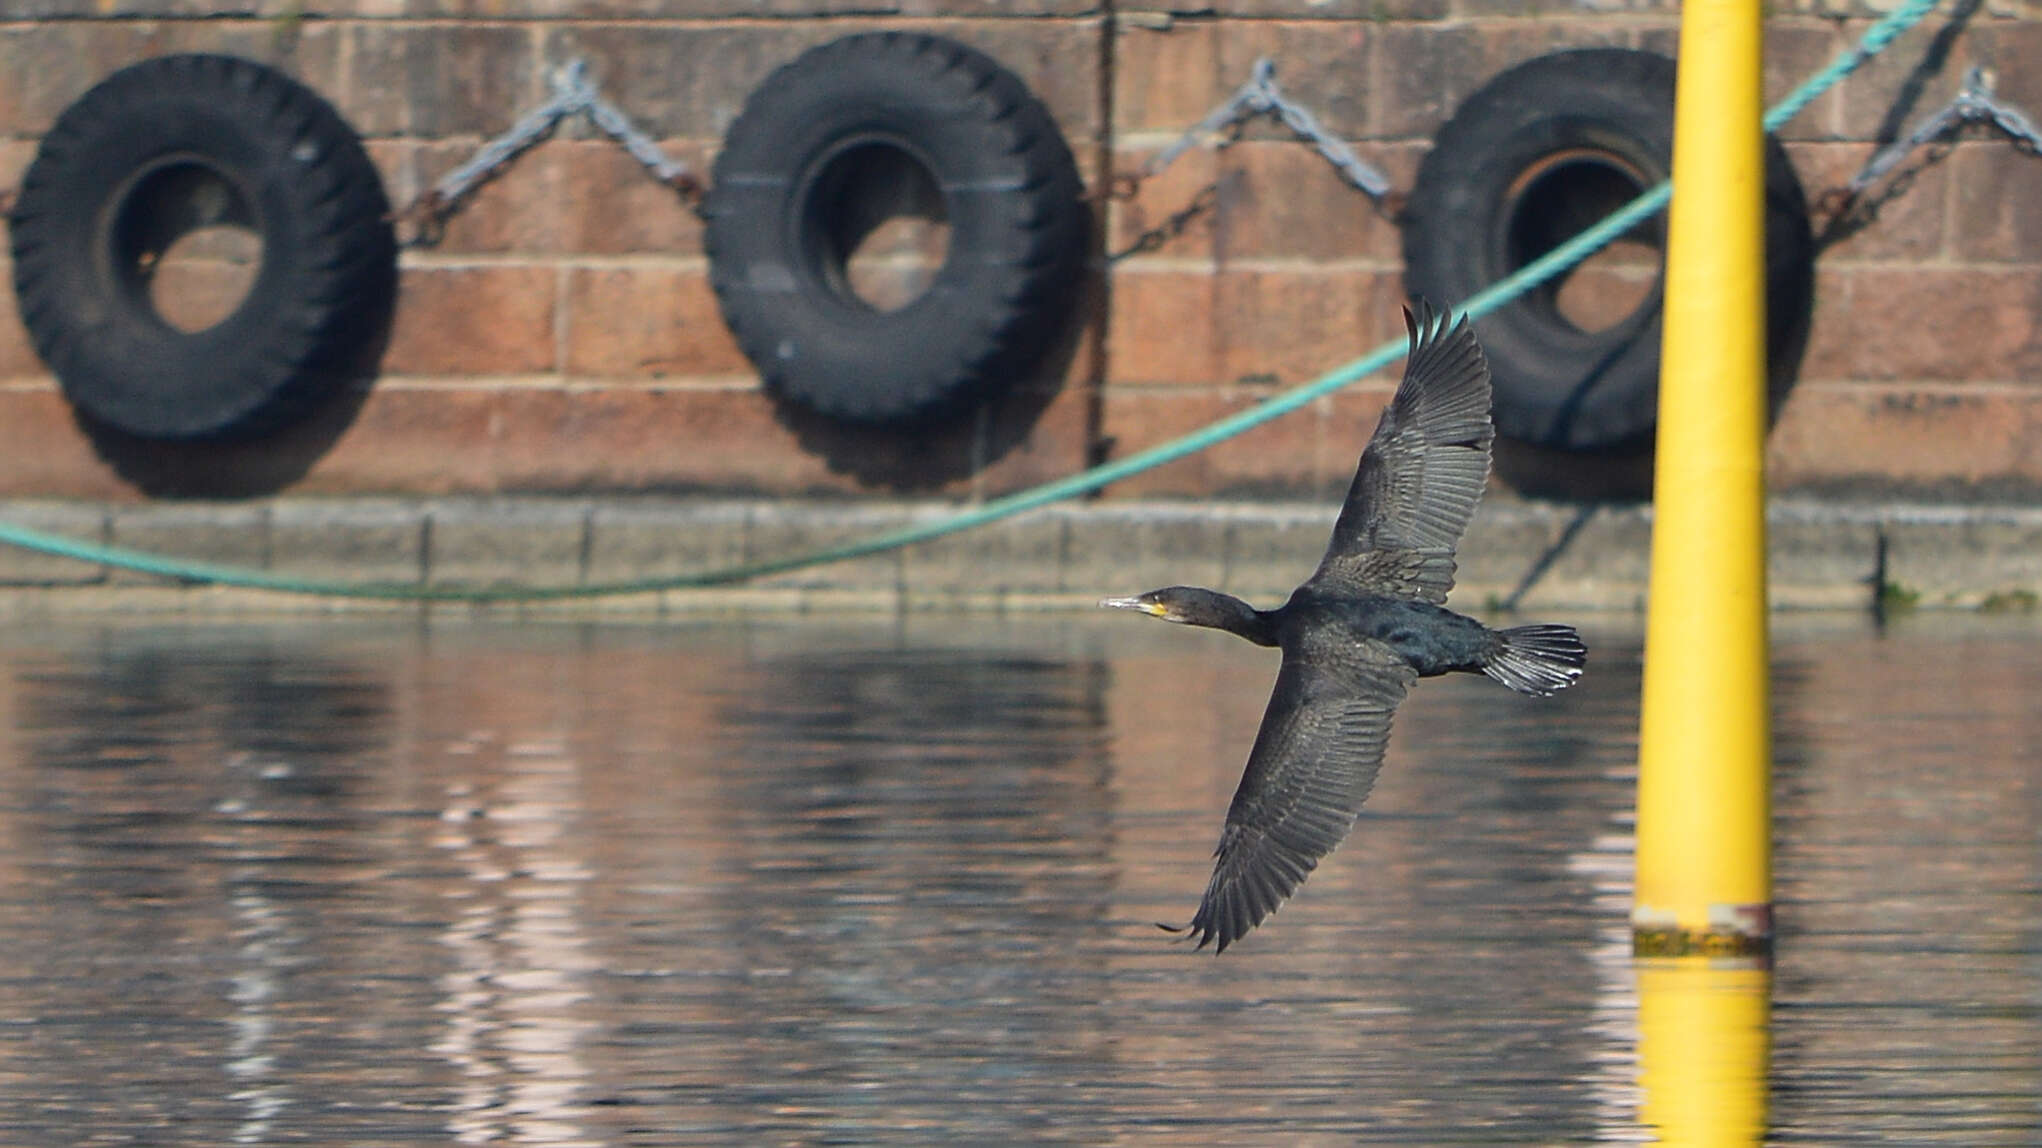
[1108,181,1223,263]
[1815,66,2041,239]
[1815,140,1954,247]
[1102,57,1393,262]
[1138,58,1390,202]
[391,58,702,247]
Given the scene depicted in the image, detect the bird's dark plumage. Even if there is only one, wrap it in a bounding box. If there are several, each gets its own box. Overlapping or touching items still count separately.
[1101,300,1586,953]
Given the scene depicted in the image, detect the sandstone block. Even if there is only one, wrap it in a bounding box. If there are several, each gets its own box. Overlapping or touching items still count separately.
[382,266,560,376]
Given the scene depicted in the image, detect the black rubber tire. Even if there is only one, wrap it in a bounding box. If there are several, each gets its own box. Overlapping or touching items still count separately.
[8,54,396,441]
[703,32,1087,426]
[1401,48,1815,451]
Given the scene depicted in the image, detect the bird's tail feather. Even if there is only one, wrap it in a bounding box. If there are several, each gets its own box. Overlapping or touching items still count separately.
[1484,624,1587,697]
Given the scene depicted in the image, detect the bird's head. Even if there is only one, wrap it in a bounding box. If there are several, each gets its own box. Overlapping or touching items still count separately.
[1098,586,1278,646]
[1098,586,1205,623]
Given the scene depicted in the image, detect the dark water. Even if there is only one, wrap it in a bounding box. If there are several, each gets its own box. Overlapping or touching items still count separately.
[0,610,2035,1144]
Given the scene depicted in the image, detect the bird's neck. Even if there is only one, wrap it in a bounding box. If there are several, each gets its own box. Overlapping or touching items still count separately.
[1195,591,1281,648]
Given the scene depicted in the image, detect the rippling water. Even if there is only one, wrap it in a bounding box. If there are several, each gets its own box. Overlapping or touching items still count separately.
[0,611,2035,1144]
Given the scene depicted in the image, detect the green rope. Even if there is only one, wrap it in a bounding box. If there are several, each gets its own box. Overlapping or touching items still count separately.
[0,0,1944,602]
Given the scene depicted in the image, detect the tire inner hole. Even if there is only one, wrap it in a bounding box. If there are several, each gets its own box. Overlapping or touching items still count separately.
[805,141,950,313]
[1505,152,1661,335]
[111,160,263,334]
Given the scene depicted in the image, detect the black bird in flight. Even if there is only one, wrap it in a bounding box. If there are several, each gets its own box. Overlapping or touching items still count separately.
[1101,300,1586,953]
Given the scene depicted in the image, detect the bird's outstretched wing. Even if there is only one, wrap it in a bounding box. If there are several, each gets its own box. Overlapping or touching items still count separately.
[1171,632,1416,953]
[1310,300,1494,604]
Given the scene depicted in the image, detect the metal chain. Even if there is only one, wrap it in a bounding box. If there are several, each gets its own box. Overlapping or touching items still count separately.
[1108,181,1224,263]
[1102,57,1393,262]
[391,58,702,247]
[1138,58,1390,202]
[1816,140,1955,246]
[1816,66,2041,236]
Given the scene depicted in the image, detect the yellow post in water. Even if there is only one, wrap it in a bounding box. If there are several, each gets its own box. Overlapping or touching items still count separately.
[1632,0,1773,956]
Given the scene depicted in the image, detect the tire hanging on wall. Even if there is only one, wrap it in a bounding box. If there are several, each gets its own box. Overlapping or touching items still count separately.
[1400,48,1815,452]
[703,32,1088,427]
[8,54,397,441]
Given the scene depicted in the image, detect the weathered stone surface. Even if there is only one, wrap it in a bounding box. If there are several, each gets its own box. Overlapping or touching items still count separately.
[1215,22,1373,141]
[1215,506,1333,598]
[4,495,2042,610]
[901,508,1068,595]
[0,501,108,585]
[563,267,749,378]
[1206,139,1417,263]
[747,502,912,590]
[1108,143,1220,260]
[1767,501,1881,609]
[108,502,268,586]
[1803,267,2041,383]
[1101,388,1325,498]
[1107,271,1221,385]
[1950,141,2042,265]
[290,384,511,495]
[1882,510,2042,605]
[426,498,590,588]
[540,19,1103,144]
[1061,503,1227,593]
[1505,503,1653,613]
[1118,0,1443,16]
[1213,267,1400,383]
[0,21,341,135]
[1763,21,1848,140]
[343,23,539,138]
[556,140,709,256]
[1112,19,1228,137]
[586,498,748,583]
[0,255,41,381]
[268,499,426,587]
[1835,18,1976,142]
[382,266,561,377]
[0,7,2037,509]
[971,382,1098,500]
[1768,381,2042,498]
[1370,18,1641,142]
[1787,140,1948,263]
[1448,495,1571,607]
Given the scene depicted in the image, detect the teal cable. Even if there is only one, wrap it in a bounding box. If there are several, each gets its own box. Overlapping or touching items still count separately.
[0,0,1943,601]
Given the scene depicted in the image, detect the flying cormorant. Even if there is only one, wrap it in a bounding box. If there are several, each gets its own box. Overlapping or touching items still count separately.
[1101,300,1586,953]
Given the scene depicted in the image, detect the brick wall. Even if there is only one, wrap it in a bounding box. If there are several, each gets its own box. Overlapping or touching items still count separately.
[1,0,2037,502]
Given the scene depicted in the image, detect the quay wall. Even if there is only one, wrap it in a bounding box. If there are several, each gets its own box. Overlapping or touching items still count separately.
[0,0,2038,505]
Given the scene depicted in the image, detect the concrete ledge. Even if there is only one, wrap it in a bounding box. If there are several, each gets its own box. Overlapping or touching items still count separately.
[0,500,108,586]
[107,501,267,587]
[270,499,426,587]
[0,495,2038,614]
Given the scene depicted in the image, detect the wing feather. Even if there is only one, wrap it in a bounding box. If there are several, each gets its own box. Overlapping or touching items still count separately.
[1177,634,1416,952]
[1312,301,1494,603]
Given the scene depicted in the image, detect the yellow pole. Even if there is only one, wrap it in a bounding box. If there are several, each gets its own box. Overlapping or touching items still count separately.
[1636,960,1771,1145]
[1632,0,1773,956]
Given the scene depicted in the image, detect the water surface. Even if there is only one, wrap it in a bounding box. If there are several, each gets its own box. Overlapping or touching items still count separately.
[0,611,2035,1143]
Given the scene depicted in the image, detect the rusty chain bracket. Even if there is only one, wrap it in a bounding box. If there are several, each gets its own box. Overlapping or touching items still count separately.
[390,58,703,247]
[1102,57,1394,263]
[1814,66,2042,243]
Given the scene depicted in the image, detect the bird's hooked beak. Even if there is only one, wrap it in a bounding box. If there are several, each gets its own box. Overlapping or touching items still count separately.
[1099,595,1171,619]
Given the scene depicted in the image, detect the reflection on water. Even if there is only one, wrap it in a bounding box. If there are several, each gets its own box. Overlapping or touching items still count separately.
[1636,960,1770,1147]
[0,612,2035,1143]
